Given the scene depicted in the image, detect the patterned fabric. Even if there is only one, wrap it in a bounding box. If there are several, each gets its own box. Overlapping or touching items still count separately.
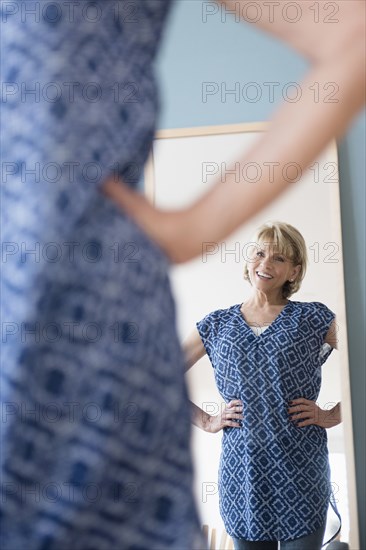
[1,2,205,549]
[196,301,336,542]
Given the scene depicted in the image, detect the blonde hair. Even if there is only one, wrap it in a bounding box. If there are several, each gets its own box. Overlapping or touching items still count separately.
[243,221,308,299]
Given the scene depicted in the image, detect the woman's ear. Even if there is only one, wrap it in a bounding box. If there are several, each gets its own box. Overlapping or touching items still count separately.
[290,264,302,281]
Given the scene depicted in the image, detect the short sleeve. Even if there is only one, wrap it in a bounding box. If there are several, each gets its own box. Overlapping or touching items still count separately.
[196,310,221,368]
[311,302,336,366]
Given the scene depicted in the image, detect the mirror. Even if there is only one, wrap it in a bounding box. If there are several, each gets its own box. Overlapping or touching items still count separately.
[144,123,359,549]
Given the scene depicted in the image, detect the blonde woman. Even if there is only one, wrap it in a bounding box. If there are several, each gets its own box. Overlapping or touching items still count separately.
[184,222,341,550]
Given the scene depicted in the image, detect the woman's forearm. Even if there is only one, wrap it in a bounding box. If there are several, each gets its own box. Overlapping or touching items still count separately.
[325,402,342,429]
[190,401,211,431]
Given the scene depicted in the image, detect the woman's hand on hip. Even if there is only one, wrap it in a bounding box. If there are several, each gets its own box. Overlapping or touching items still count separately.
[101,177,199,264]
[288,398,341,429]
[205,400,244,434]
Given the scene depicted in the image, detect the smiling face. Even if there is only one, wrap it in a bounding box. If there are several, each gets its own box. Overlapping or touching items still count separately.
[243,222,307,300]
[247,241,301,299]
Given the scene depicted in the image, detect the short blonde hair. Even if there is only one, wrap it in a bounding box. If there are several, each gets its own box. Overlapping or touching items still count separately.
[243,221,308,299]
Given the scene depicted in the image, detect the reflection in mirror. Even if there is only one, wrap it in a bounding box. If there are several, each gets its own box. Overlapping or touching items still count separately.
[145,124,359,550]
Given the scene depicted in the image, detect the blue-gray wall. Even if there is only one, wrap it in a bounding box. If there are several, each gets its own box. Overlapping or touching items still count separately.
[151,1,365,546]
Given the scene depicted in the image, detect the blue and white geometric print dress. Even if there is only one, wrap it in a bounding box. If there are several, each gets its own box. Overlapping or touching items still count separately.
[1,2,204,549]
[196,300,336,542]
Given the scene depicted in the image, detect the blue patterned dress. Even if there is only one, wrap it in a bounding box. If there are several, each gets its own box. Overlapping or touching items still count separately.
[196,300,336,542]
[1,1,204,549]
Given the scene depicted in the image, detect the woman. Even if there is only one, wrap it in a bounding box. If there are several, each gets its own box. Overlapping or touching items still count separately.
[1,3,205,549]
[184,222,341,550]
[1,1,361,548]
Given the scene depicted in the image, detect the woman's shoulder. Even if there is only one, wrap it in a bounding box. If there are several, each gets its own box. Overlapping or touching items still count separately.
[202,304,238,319]
[290,300,335,318]
[198,304,239,324]
[290,299,329,308]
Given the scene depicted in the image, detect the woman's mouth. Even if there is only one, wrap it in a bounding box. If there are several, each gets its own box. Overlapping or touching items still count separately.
[256,271,273,280]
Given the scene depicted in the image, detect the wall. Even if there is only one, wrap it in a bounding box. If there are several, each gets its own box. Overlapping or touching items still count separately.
[148,1,365,546]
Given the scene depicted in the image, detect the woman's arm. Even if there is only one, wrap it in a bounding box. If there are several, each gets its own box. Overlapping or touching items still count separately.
[183,327,244,431]
[325,319,339,350]
[183,327,207,371]
[102,1,365,264]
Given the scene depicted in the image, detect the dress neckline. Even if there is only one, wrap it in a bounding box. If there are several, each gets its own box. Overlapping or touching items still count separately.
[236,300,293,338]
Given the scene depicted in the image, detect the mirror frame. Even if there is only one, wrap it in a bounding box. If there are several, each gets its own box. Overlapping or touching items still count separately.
[144,122,359,549]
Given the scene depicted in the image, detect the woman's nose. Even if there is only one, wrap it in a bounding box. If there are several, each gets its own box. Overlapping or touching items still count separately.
[260,258,271,267]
